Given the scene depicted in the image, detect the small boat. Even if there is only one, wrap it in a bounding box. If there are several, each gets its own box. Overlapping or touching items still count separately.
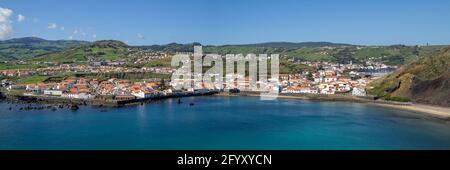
[189,103,195,106]
[178,99,182,104]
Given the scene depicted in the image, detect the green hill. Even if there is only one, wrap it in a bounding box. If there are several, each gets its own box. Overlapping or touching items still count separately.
[10,37,445,67]
[369,46,450,106]
[224,42,353,48]
[138,42,350,53]
[0,37,90,61]
[34,40,130,63]
[202,43,444,65]
[137,42,201,52]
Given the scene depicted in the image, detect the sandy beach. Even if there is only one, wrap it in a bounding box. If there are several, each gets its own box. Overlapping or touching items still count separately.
[369,103,450,120]
[278,95,450,119]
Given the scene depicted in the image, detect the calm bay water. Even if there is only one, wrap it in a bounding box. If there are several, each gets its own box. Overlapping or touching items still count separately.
[1,96,450,150]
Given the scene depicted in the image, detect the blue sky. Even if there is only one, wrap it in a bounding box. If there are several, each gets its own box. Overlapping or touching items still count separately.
[1,0,450,45]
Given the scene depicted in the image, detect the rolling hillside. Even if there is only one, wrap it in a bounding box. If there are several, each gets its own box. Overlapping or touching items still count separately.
[0,37,90,61]
[34,40,130,63]
[140,42,440,65]
[1,37,445,67]
[369,46,450,106]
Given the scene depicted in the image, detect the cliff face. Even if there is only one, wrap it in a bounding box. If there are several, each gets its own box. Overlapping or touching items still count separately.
[369,47,450,106]
[410,71,450,106]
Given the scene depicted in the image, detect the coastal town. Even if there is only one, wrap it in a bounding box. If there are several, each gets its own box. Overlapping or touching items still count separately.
[279,61,393,96]
[0,64,175,77]
[3,0,450,155]
[0,54,394,104]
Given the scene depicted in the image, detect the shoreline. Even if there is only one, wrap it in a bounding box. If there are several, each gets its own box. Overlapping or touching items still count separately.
[1,91,218,107]
[2,91,449,121]
[216,92,450,120]
[367,103,450,120]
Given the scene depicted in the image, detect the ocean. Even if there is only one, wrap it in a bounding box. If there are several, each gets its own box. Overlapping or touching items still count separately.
[1,96,450,150]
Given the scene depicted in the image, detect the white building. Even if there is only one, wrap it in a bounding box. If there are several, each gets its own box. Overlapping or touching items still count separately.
[352,87,367,96]
[299,87,319,94]
[132,91,153,99]
[43,90,62,96]
[324,76,337,83]
[61,93,95,99]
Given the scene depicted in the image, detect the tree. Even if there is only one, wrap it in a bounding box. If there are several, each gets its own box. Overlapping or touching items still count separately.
[159,78,167,90]
[307,72,314,81]
[335,48,354,64]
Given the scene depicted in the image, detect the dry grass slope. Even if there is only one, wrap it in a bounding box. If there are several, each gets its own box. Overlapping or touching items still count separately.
[369,46,450,106]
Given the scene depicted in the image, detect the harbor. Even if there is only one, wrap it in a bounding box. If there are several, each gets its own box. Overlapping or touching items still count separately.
[1,90,218,109]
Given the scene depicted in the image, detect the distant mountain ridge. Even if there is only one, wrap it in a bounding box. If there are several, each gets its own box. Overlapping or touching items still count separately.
[137,42,352,52]
[1,37,448,67]
[91,40,128,48]
[2,38,354,61]
[0,37,90,61]
[223,42,353,48]
[136,42,201,52]
[34,40,130,62]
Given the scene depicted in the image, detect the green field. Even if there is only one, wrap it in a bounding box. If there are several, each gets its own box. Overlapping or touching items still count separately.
[0,63,47,70]
[32,40,129,63]
[0,37,89,61]
[16,75,50,84]
[144,57,173,67]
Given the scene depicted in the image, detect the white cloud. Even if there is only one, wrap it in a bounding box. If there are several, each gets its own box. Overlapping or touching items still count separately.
[81,31,86,37]
[68,35,73,40]
[0,7,12,23]
[60,26,65,31]
[47,23,57,29]
[17,14,25,22]
[0,7,13,40]
[73,29,79,34]
[137,33,144,39]
[92,34,97,38]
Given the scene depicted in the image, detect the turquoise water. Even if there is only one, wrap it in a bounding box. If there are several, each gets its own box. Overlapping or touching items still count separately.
[1,96,450,150]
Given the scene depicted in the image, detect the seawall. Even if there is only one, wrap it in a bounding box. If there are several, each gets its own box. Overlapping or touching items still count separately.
[4,91,218,107]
